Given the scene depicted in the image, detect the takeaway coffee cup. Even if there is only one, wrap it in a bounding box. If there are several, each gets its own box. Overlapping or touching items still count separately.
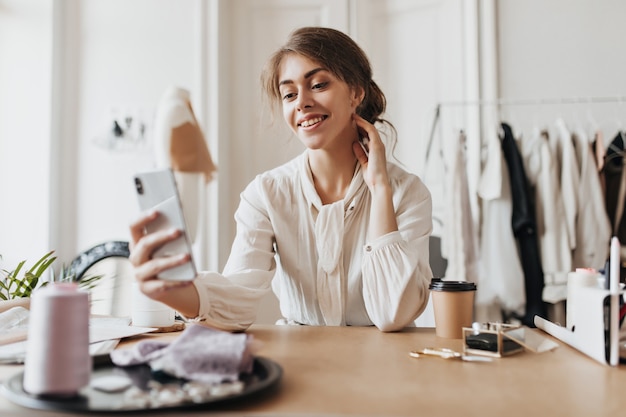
[131,282,175,328]
[429,279,477,339]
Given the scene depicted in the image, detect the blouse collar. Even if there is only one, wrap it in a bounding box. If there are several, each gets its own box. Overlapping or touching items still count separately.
[299,150,367,213]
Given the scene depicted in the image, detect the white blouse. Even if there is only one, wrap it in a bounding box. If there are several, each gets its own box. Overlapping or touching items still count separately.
[192,151,433,332]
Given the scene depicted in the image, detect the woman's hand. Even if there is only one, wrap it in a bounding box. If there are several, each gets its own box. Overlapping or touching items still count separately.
[352,114,398,239]
[128,210,194,299]
[352,114,391,192]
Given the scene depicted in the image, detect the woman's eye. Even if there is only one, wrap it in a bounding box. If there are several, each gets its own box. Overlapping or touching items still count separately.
[312,82,328,90]
[282,92,296,101]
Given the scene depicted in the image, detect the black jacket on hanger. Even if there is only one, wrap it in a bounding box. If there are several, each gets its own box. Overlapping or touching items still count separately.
[603,131,626,282]
[499,122,546,326]
[604,132,626,238]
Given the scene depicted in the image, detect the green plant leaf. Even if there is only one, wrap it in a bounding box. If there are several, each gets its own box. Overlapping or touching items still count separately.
[3,253,55,299]
[12,272,36,298]
[78,274,105,292]
[0,251,106,300]
[28,251,56,278]
[10,260,26,281]
[0,277,8,300]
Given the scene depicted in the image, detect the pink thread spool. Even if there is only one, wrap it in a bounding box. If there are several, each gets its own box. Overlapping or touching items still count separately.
[23,283,91,396]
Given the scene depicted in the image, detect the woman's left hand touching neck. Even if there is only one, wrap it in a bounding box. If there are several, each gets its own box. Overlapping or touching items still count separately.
[352,114,390,193]
[352,114,398,239]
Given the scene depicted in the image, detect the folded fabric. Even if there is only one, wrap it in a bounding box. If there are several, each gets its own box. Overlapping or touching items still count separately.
[110,325,254,384]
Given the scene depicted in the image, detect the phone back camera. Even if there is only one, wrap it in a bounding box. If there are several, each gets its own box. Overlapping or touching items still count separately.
[134,177,144,195]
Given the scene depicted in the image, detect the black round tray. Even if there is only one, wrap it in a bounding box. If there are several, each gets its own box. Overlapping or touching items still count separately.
[1,356,281,413]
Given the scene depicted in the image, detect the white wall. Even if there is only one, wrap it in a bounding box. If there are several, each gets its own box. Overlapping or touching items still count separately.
[498,0,626,99]
[75,0,201,257]
[0,0,52,270]
[0,0,203,272]
[496,0,626,137]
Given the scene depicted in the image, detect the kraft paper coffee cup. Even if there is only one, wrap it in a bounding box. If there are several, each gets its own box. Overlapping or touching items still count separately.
[429,279,476,339]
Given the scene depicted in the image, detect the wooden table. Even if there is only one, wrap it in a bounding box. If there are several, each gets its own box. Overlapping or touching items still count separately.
[1,325,625,416]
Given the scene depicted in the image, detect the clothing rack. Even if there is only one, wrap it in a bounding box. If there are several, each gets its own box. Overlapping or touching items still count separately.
[426,96,626,163]
[436,95,626,107]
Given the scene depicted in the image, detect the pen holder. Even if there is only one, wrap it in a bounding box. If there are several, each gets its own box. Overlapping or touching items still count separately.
[462,323,525,358]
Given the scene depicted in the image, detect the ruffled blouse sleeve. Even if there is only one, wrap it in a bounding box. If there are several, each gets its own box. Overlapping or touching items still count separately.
[191,178,275,331]
[361,173,433,331]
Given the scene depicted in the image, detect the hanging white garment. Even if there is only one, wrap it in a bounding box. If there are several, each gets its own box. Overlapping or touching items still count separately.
[520,128,571,303]
[571,128,611,269]
[476,126,525,319]
[554,118,581,253]
[441,131,479,283]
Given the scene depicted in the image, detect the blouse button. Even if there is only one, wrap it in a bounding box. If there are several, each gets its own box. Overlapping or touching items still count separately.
[365,245,372,252]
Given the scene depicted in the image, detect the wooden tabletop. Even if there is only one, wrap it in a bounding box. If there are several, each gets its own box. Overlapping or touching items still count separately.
[1,324,625,416]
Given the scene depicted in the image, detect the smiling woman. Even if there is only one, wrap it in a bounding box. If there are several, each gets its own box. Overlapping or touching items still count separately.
[128,26,434,333]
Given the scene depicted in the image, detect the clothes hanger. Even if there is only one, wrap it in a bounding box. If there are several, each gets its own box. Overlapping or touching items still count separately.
[531,106,541,133]
[603,140,626,173]
[615,98,624,134]
[601,100,626,155]
[586,104,599,137]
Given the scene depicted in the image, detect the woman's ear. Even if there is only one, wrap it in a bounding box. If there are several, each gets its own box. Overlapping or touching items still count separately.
[351,87,365,108]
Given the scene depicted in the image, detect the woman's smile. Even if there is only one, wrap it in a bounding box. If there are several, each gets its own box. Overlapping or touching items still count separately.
[298,115,327,128]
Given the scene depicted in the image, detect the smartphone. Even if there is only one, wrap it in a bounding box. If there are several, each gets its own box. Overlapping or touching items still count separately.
[133,168,197,281]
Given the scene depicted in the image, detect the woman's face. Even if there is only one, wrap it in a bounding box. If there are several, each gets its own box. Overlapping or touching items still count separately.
[278,53,362,152]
